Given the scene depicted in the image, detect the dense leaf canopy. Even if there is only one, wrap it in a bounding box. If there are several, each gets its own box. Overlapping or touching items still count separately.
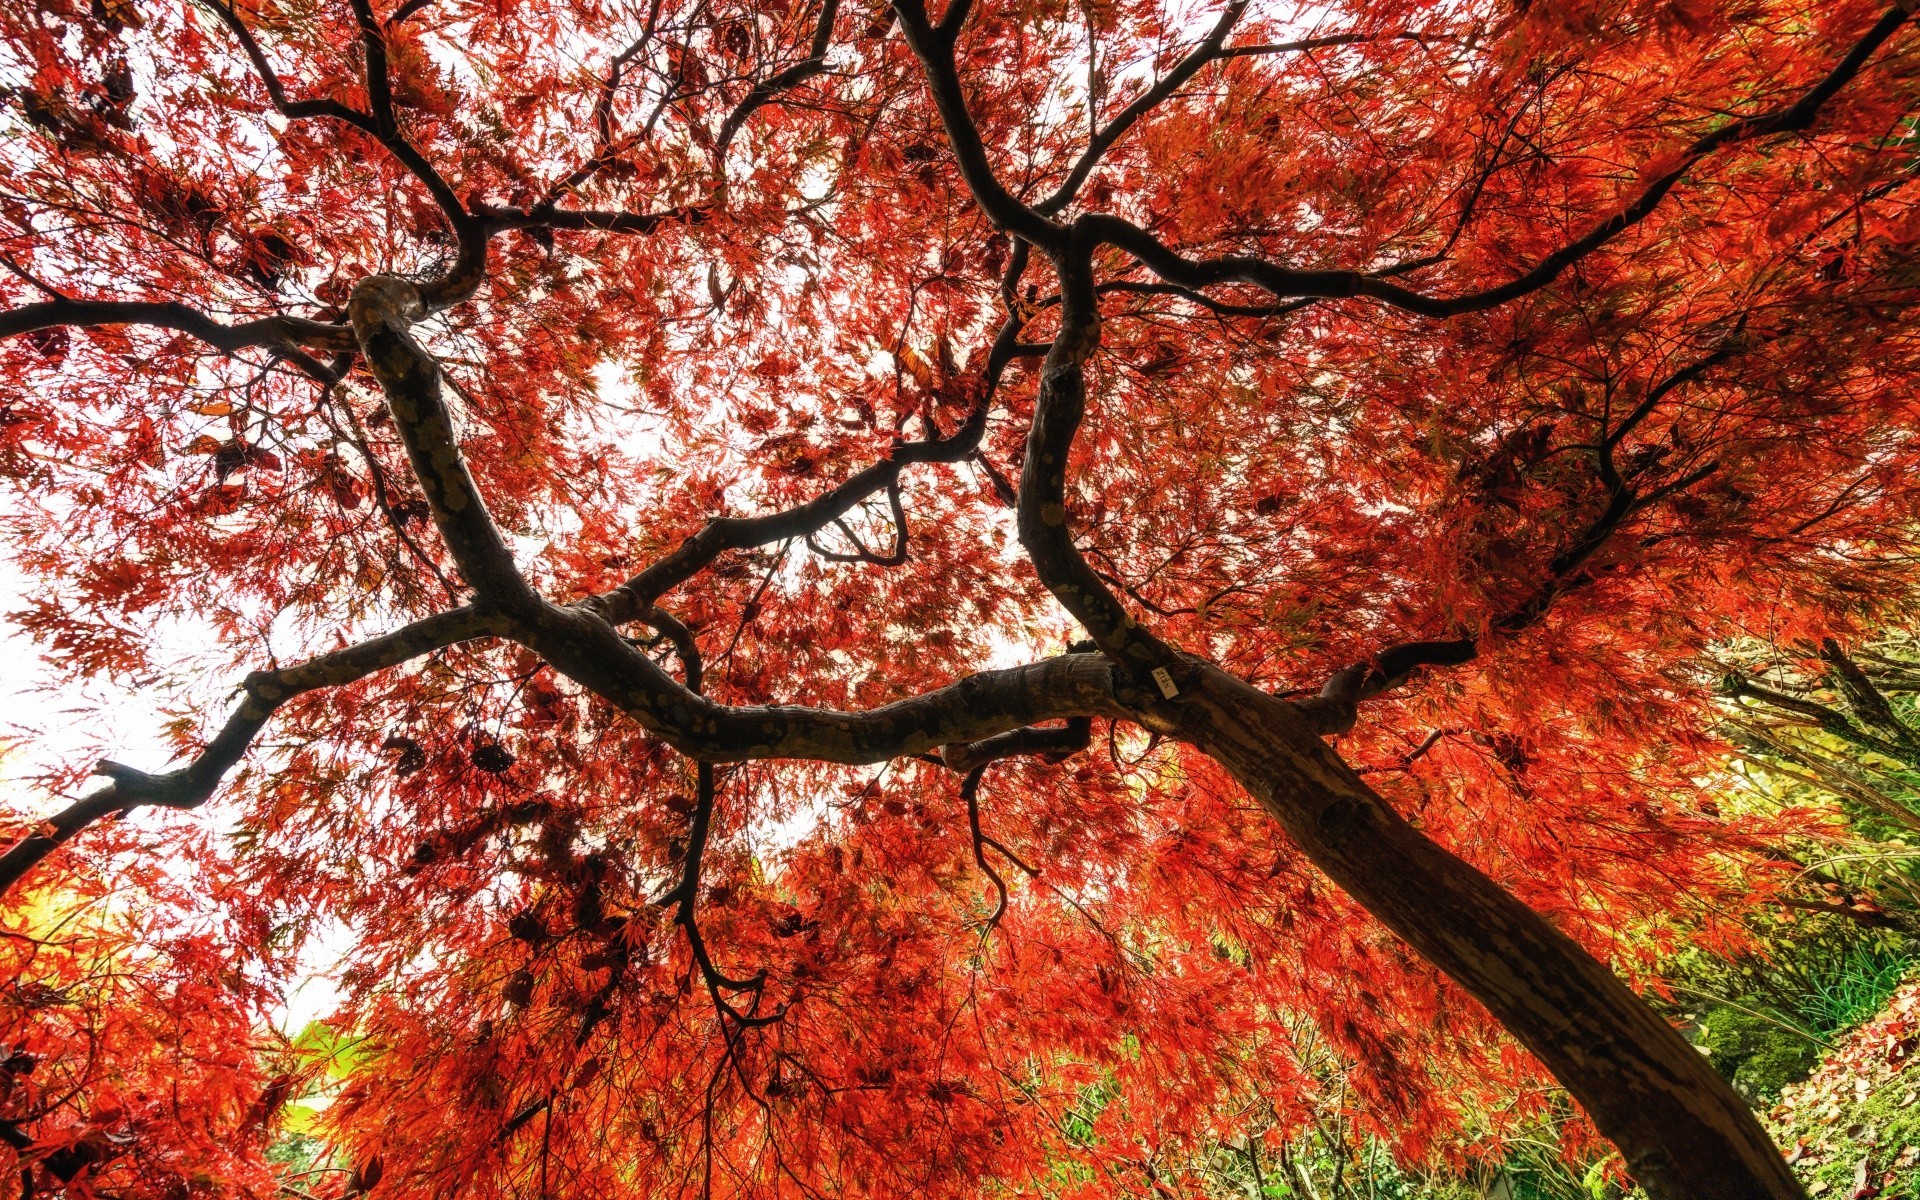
[2,0,1919,1195]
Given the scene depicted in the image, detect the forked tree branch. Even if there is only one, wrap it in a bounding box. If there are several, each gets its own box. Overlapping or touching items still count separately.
[804,479,911,565]
[1033,0,1250,216]
[891,0,1062,249]
[1301,341,1746,730]
[595,270,1035,624]
[195,0,487,309]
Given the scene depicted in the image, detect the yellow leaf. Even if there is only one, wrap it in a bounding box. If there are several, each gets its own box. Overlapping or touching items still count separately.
[898,346,937,391]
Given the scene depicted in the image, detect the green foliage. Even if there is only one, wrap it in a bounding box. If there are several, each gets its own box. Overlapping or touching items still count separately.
[1798,941,1919,1035]
[1667,916,1917,1081]
[265,1130,327,1176]
[1061,1075,1118,1148]
[1698,1007,1823,1104]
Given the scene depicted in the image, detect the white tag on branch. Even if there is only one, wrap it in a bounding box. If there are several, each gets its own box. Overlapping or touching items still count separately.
[1151,667,1179,699]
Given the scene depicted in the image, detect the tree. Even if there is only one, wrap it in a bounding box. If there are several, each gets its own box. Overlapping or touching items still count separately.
[1,0,1918,1194]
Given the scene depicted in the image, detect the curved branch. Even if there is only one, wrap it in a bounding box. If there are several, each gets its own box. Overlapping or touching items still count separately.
[1015,225,1177,674]
[644,606,705,694]
[1035,0,1249,217]
[541,28,656,203]
[348,276,542,613]
[1301,324,1771,730]
[890,0,1061,248]
[0,298,354,368]
[596,303,1031,623]
[1298,445,1705,731]
[343,269,1123,772]
[197,0,485,310]
[639,621,780,1029]
[1096,278,1312,320]
[941,715,1091,773]
[0,605,503,899]
[1818,637,1920,749]
[194,0,382,130]
[1725,676,1917,767]
[804,480,909,565]
[520,605,1126,764]
[959,766,1006,927]
[714,0,841,163]
[1082,5,1912,318]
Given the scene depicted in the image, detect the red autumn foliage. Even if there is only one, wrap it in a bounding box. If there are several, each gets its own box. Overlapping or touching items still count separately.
[1,0,1918,1196]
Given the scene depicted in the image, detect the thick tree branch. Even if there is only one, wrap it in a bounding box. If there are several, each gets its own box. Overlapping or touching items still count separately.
[519,606,1126,764]
[474,203,710,236]
[941,714,1092,773]
[1016,224,1178,674]
[342,270,1132,775]
[348,276,543,613]
[1096,278,1312,320]
[1818,637,1920,749]
[1166,664,1808,1198]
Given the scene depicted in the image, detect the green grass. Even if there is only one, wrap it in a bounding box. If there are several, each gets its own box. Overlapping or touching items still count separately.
[1793,942,1917,1037]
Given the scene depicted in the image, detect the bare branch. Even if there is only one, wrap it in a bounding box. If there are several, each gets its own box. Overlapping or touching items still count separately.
[941,715,1091,773]
[1819,637,1920,748]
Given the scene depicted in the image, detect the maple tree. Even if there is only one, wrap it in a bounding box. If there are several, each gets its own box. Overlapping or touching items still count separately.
[2,0,1920,1194]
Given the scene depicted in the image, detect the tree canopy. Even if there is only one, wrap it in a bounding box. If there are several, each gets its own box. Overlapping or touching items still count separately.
[2,0,1919,1196]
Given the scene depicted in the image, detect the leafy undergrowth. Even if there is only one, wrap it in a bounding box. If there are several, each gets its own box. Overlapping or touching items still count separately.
[1681,932,1920,1105]
[1769,976,1920,1197]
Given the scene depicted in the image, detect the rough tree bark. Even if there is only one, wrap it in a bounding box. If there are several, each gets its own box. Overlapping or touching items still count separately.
[1145,664,1806,1200]
[8,1,1907,1194]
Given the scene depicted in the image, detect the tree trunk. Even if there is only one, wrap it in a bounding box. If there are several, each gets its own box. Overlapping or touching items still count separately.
[1159,664,1805,1200]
